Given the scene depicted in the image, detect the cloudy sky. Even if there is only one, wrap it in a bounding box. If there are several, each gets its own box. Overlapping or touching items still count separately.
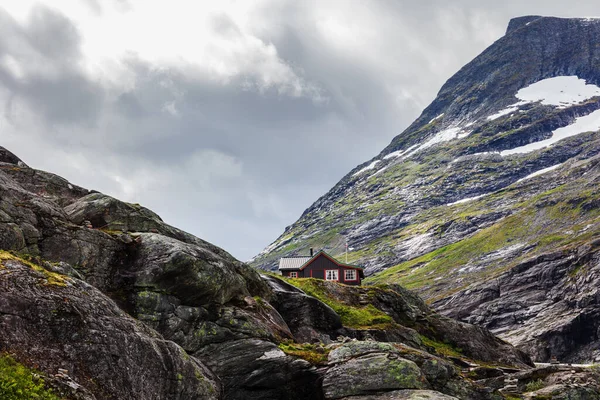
[1,1,599,260]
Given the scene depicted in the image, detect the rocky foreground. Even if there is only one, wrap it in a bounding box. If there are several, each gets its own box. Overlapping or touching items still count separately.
[1,146,598,399]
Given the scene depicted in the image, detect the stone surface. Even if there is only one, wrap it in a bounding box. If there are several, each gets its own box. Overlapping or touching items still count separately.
[263,274,343,342]
[323,341,498,400]
[196,339,322,400]
[342,390,458,400]
[323,353,425,399]
[0,256,219,400]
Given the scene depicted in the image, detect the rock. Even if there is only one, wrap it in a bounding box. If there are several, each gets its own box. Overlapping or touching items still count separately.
[340,390,458,399]
[0,256,219,400]
[323,352,426,399]
[435,240,600,363]
[322,341,495,400]
[469,366,505,380]
[263,274,342,342]
[196,338,322,400]
[65,193,164,232]
[133,233,250,306]
[0,146,27,166]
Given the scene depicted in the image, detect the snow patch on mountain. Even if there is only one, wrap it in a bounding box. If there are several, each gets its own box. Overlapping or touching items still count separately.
[517,164,563,182]
[429,113,444,124]
[446,193,489,206]
[486,76,600,122]
[403,127,466,158]
[516,76,600,108]
[501,108,600,155]
[384,143,420,160]
[488,107,519,121]
[372,166,388,177]
[384,125,473,164]
[353,160,381,176]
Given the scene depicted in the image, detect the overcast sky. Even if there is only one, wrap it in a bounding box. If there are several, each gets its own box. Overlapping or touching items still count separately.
[1,1,599,261]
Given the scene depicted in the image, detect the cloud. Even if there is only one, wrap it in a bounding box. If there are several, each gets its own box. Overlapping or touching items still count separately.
[1,1,600,260]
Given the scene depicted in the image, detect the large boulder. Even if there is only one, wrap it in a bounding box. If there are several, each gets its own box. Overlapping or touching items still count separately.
[263,274,343,342]
[0,254,219,400]
[324,353,426,399]
[323,341,495,400]
[196,338,323,400]
[341,390,458,399]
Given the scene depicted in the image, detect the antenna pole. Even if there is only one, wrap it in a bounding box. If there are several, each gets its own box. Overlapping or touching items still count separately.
[345,238,348,263]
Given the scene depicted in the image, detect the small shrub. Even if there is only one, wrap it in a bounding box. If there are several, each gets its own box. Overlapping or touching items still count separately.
[524,379,545,392]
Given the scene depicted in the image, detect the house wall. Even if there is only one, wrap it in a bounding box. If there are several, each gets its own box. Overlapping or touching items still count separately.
[302,254,361,286]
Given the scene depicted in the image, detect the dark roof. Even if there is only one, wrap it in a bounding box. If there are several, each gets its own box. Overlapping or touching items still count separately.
[278,250,364,272]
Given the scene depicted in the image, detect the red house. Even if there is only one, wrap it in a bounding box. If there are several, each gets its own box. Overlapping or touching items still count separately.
[278,250,364,286]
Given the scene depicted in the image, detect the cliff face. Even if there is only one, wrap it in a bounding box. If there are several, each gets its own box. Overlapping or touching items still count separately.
[251,17,600,363]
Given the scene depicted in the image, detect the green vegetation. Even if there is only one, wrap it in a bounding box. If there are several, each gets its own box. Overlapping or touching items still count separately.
[282,278,394,329]
[278,341,331,365]
[419,335,463,358]
[0,251,69,287]
[524,379,545,392]
[0,354,61,400]
[365,175,600,300]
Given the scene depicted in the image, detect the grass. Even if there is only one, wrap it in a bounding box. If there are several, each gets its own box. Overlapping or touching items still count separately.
[0,354,61,400]
[0,251,69,287]
[278,341,330,365]
[419,335,463,358]
[365,181,600,300]
[524,379,545,392]
[282,277,394,329]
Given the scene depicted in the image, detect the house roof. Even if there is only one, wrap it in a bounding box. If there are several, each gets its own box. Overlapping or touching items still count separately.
[279,256,311,270]
[278,250,364,276]
[299,250,364,272]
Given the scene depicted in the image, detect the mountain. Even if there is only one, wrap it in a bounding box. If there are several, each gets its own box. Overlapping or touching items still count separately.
[1,145,559,399]
[251,16,600,363]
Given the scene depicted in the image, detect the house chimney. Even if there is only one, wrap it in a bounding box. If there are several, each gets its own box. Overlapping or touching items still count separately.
[310,248,314,257]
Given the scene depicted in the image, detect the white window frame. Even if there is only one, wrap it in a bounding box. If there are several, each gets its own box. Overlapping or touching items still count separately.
[325,269,339,281]
[344,269,357,281]
[289,271,298,278]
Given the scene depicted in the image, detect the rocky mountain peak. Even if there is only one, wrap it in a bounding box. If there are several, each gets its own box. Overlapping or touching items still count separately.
[384,15,600,160]
[505,15,543,34]
[0,146,27,167]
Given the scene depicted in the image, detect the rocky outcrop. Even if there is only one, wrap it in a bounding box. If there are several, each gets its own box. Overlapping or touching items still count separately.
[434,234,600,363]
[197,339,322,400]
[322,341,494,400]
[0,148,313,400]
[0,254,219,400]
[263,274,343,343]
[341,391,459,399]
[269,278,532,368]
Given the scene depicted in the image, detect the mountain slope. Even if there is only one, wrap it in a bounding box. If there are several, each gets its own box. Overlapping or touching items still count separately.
[251,16,600,362]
